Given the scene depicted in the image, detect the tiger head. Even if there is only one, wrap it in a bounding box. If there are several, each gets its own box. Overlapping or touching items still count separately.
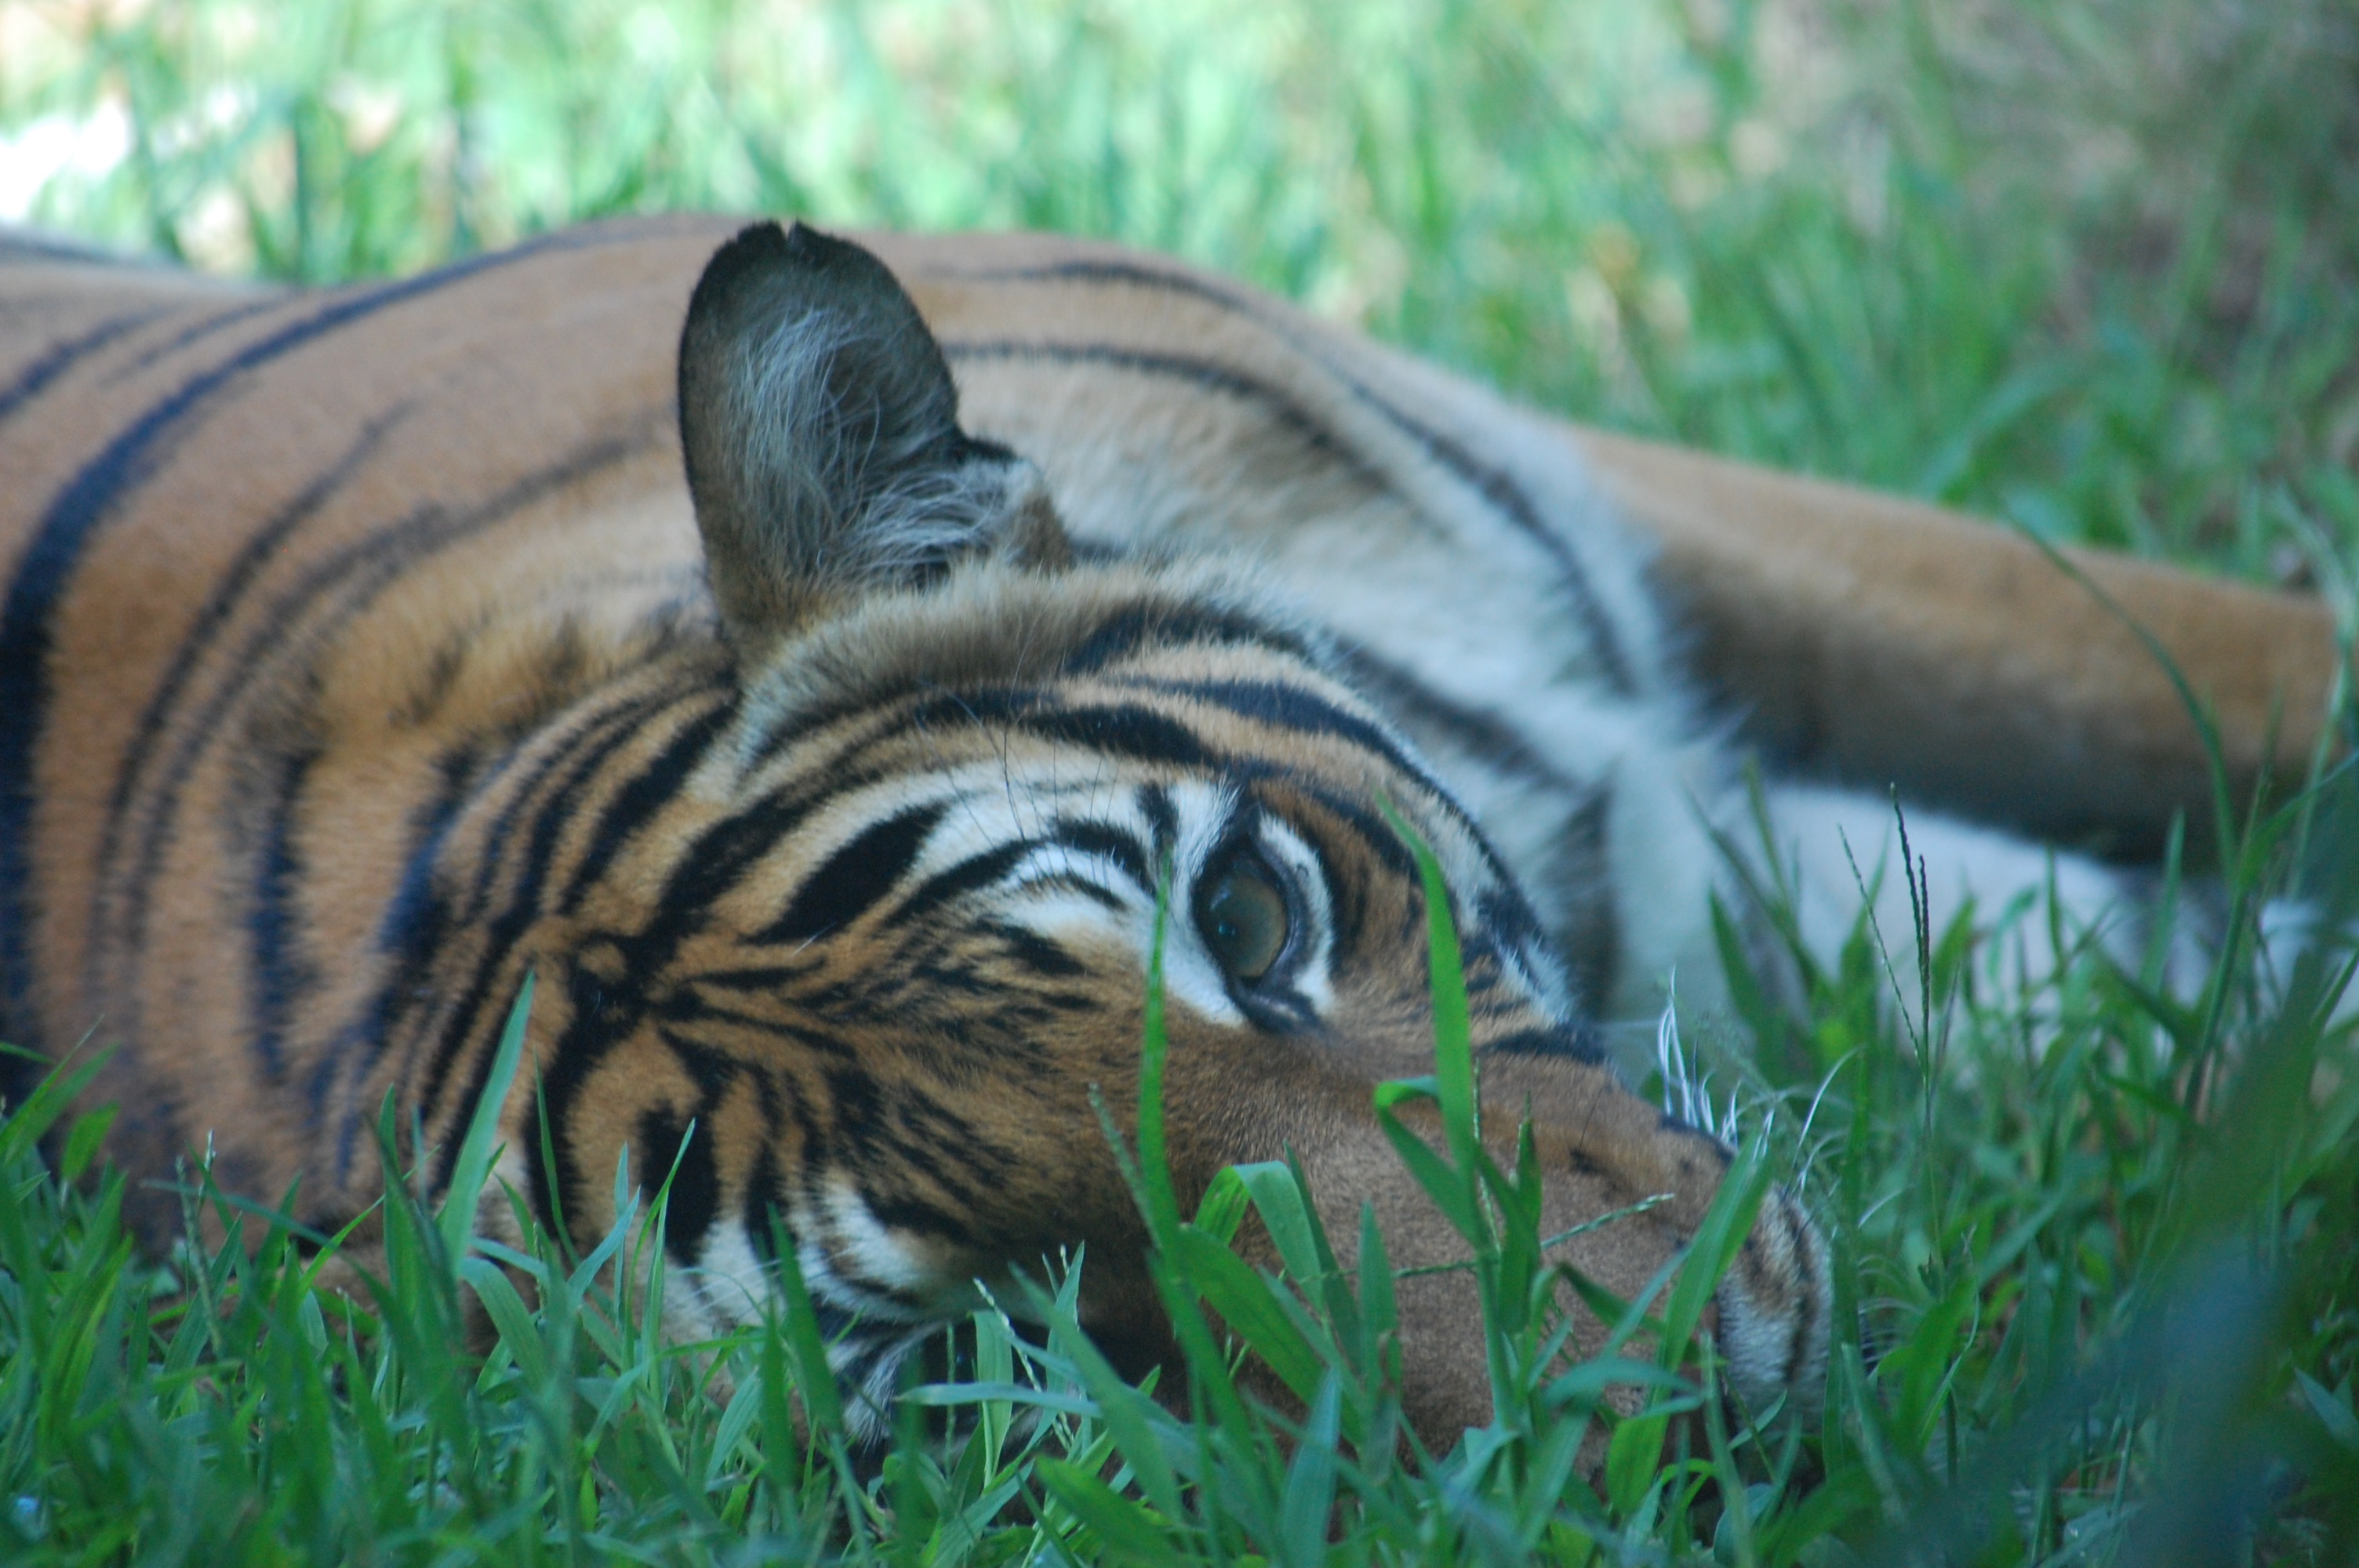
[514,223,1828,1446]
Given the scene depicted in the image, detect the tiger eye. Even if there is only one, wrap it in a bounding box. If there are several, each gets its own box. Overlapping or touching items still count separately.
[1195,858,1290,984]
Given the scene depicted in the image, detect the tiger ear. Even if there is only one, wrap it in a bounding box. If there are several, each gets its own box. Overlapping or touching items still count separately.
[677,222,1070,663]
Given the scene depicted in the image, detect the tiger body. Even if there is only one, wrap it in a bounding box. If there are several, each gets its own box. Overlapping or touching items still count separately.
[0,216,2340,1440]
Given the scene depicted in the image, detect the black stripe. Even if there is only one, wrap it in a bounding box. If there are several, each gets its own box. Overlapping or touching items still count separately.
[363,688,679,1174]
[654,991,816,1033]
[246,741,324,1083]
[1140,784,1179,864]
[1101,673,1537,927]
[686,962,828,994]
[0,220,673,1054]
[1551,780,1620,1009]
[107,294,300,384]
[1473,884,1550,960]
[1268,781,1420,888]
[1014,873,1128,915]
[636,1101,721,1266]
[1128,676,1441,800]
[743,1143,784,1266]
[92,407,409,982]
[1009,699,1216,771]
[943,339,1401,502]
[554,694,736,916]
[993,925,1089,978]
[101,426,660,1026]
[324,741,483,1172]
[432,670,696,952]
[1045,818,1154,897]
[409,681,704,1165]
[1334,644,1576,789]
[0,305,173,427]
[839,686,1221,777]
[1471,1026,1601,1062]
[941,260,1637,693]
[740,591,1326,771]
[868,1087,1012,1196]
[1058,600,1322,677]
[758,800,951,946]
[521,739,880,1221]
[885,840,1034,930]
[642,782,844,943]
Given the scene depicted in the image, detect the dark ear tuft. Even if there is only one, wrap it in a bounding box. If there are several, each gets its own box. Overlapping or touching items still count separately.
[678,222,1069,663]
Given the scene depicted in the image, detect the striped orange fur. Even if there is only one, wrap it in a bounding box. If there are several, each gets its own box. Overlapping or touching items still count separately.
[0,216,2339,1446]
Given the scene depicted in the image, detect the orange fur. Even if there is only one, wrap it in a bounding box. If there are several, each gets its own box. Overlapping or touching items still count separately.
[2,216,2335,1451]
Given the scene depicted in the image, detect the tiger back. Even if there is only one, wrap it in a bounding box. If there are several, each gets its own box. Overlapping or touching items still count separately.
[0,219,1834,1443]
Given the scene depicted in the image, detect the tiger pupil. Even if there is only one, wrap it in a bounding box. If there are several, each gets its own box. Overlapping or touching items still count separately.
[1198,861,1289,984]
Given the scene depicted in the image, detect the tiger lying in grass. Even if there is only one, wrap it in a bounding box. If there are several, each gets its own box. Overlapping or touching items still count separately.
[0,216,2343,1449]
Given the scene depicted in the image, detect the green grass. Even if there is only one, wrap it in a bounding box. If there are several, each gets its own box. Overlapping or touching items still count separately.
[4,793,2355,1563]
[4,1,2358,1562]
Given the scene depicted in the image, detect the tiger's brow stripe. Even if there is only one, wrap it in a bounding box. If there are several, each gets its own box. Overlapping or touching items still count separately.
[883,840,1036,931]
[1133,675,1449,804]
[1261,783,1422,899]
[1011,700,1220,771]
[1146,675,1549,924]
[1106,685,1496,901]
[942,260,1638,695]
[613,694,933,906]
[757,800,954,946]
[422,688,679,971]
[1054,600,1323,677]
[1015,873,1131,916]
[732,597,1317,771]
[102,425,664,1019]
[1,220,683,1051]
[654,706,1006,927]
[855,685,1225,779]
[1042,818,1156,895]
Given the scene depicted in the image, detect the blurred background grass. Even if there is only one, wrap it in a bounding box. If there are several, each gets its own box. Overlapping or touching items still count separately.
[4,0,2356,590]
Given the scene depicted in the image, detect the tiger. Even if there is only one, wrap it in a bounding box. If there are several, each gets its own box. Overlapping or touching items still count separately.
[0,215,2343,1450]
